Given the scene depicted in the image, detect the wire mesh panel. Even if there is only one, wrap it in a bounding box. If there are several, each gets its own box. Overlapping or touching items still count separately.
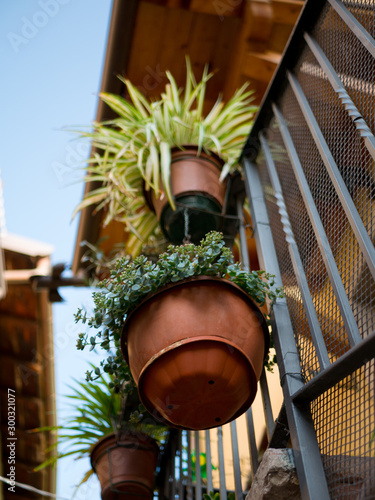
[311,359,375,498]
[244,0,375,498]
[345,0,375,37]
[258,130,324,382]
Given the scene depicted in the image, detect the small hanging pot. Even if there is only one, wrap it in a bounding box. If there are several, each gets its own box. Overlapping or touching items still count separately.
[90,431,159,500]
[121,276,269,430]
[144,145,228,244]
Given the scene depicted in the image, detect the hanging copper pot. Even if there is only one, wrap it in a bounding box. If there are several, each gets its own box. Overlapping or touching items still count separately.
[90,431,159,500]
[144,146,228,244]
[121,276,269,430]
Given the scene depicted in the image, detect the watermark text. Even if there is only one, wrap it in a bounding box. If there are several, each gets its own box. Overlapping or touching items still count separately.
[7,389,16,493]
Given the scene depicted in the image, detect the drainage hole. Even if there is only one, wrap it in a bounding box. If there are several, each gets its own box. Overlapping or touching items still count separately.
[208,380,215,385]
[215,417,221,422]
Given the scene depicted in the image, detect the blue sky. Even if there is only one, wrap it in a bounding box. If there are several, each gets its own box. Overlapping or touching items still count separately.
[1,1,113,498]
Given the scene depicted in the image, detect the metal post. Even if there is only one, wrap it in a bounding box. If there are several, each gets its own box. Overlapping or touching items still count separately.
[217,427,227,500]
[187,431,193,500]
[179,431,185,500]
[205,430,214,494]
[230,420,243,499]
[245,407,259,477]
[259,368,275,441]
[195,432,202,500]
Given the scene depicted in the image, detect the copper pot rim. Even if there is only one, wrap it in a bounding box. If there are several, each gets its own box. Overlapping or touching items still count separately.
[170,144,225,168]
[137,336,258,430]
[143,145,225,212]
[90,431,159,471]
[140,334,255,370]
[144,189,224,216]
[121,275,270,362]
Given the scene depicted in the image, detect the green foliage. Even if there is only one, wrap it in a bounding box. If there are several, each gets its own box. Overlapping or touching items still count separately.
[203,492,235,500]
[75,232,284,392]
[183,450,217,482]
[32,365,167,483]
[73,57,257,256]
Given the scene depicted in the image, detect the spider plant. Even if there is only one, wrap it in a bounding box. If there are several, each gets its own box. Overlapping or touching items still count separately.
[73,57,257,256]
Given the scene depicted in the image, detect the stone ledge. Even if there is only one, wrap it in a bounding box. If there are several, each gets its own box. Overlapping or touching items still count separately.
[246,448,301,500]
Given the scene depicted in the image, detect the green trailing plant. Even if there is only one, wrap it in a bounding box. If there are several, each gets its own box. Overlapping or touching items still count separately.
[32,365,168,489]
[73,58,257,256]
[204,492,235,500]
[80,237,169,283]
[75,231,284,392]
[183,450,217,482]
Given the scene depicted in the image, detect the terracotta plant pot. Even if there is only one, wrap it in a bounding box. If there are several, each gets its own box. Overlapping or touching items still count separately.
[121,276,269,430]
[90,431,159,500]
[145,146,227,244]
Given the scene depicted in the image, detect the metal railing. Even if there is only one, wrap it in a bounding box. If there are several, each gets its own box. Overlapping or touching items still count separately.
[155,396,277,500]
[241,0,375,498]
[154,1,375,499]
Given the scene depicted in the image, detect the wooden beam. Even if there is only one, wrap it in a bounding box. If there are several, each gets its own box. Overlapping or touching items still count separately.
[142,0,245,17]
[243,49,281,82]
[272,0,304,25]
[223,0,274,99]
[189,0,244,17]
[141,0,186,7]
[248,49,281,65]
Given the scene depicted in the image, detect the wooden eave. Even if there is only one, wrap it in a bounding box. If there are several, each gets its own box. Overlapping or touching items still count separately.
[72,0,304,275]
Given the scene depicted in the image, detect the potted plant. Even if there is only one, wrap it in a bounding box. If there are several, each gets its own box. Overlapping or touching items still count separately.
[33,367,167,499]
[73,58,257,255]
[76,232,283,430]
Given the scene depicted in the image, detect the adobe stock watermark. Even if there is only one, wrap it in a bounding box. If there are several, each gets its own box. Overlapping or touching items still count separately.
[136,64,167,95]
[7,389,16,493]
[7,0,72,54]
[213,0,242,21]
[52,140,90,187]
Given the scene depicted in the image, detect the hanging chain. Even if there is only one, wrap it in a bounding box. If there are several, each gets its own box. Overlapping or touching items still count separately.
[182,208,191,244]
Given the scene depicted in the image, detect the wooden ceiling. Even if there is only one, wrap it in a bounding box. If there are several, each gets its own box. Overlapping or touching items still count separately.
[125,0,303,106]
[72,0,304,274]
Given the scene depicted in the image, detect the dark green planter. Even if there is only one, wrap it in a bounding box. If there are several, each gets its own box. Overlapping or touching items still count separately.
[160,193,223,244]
